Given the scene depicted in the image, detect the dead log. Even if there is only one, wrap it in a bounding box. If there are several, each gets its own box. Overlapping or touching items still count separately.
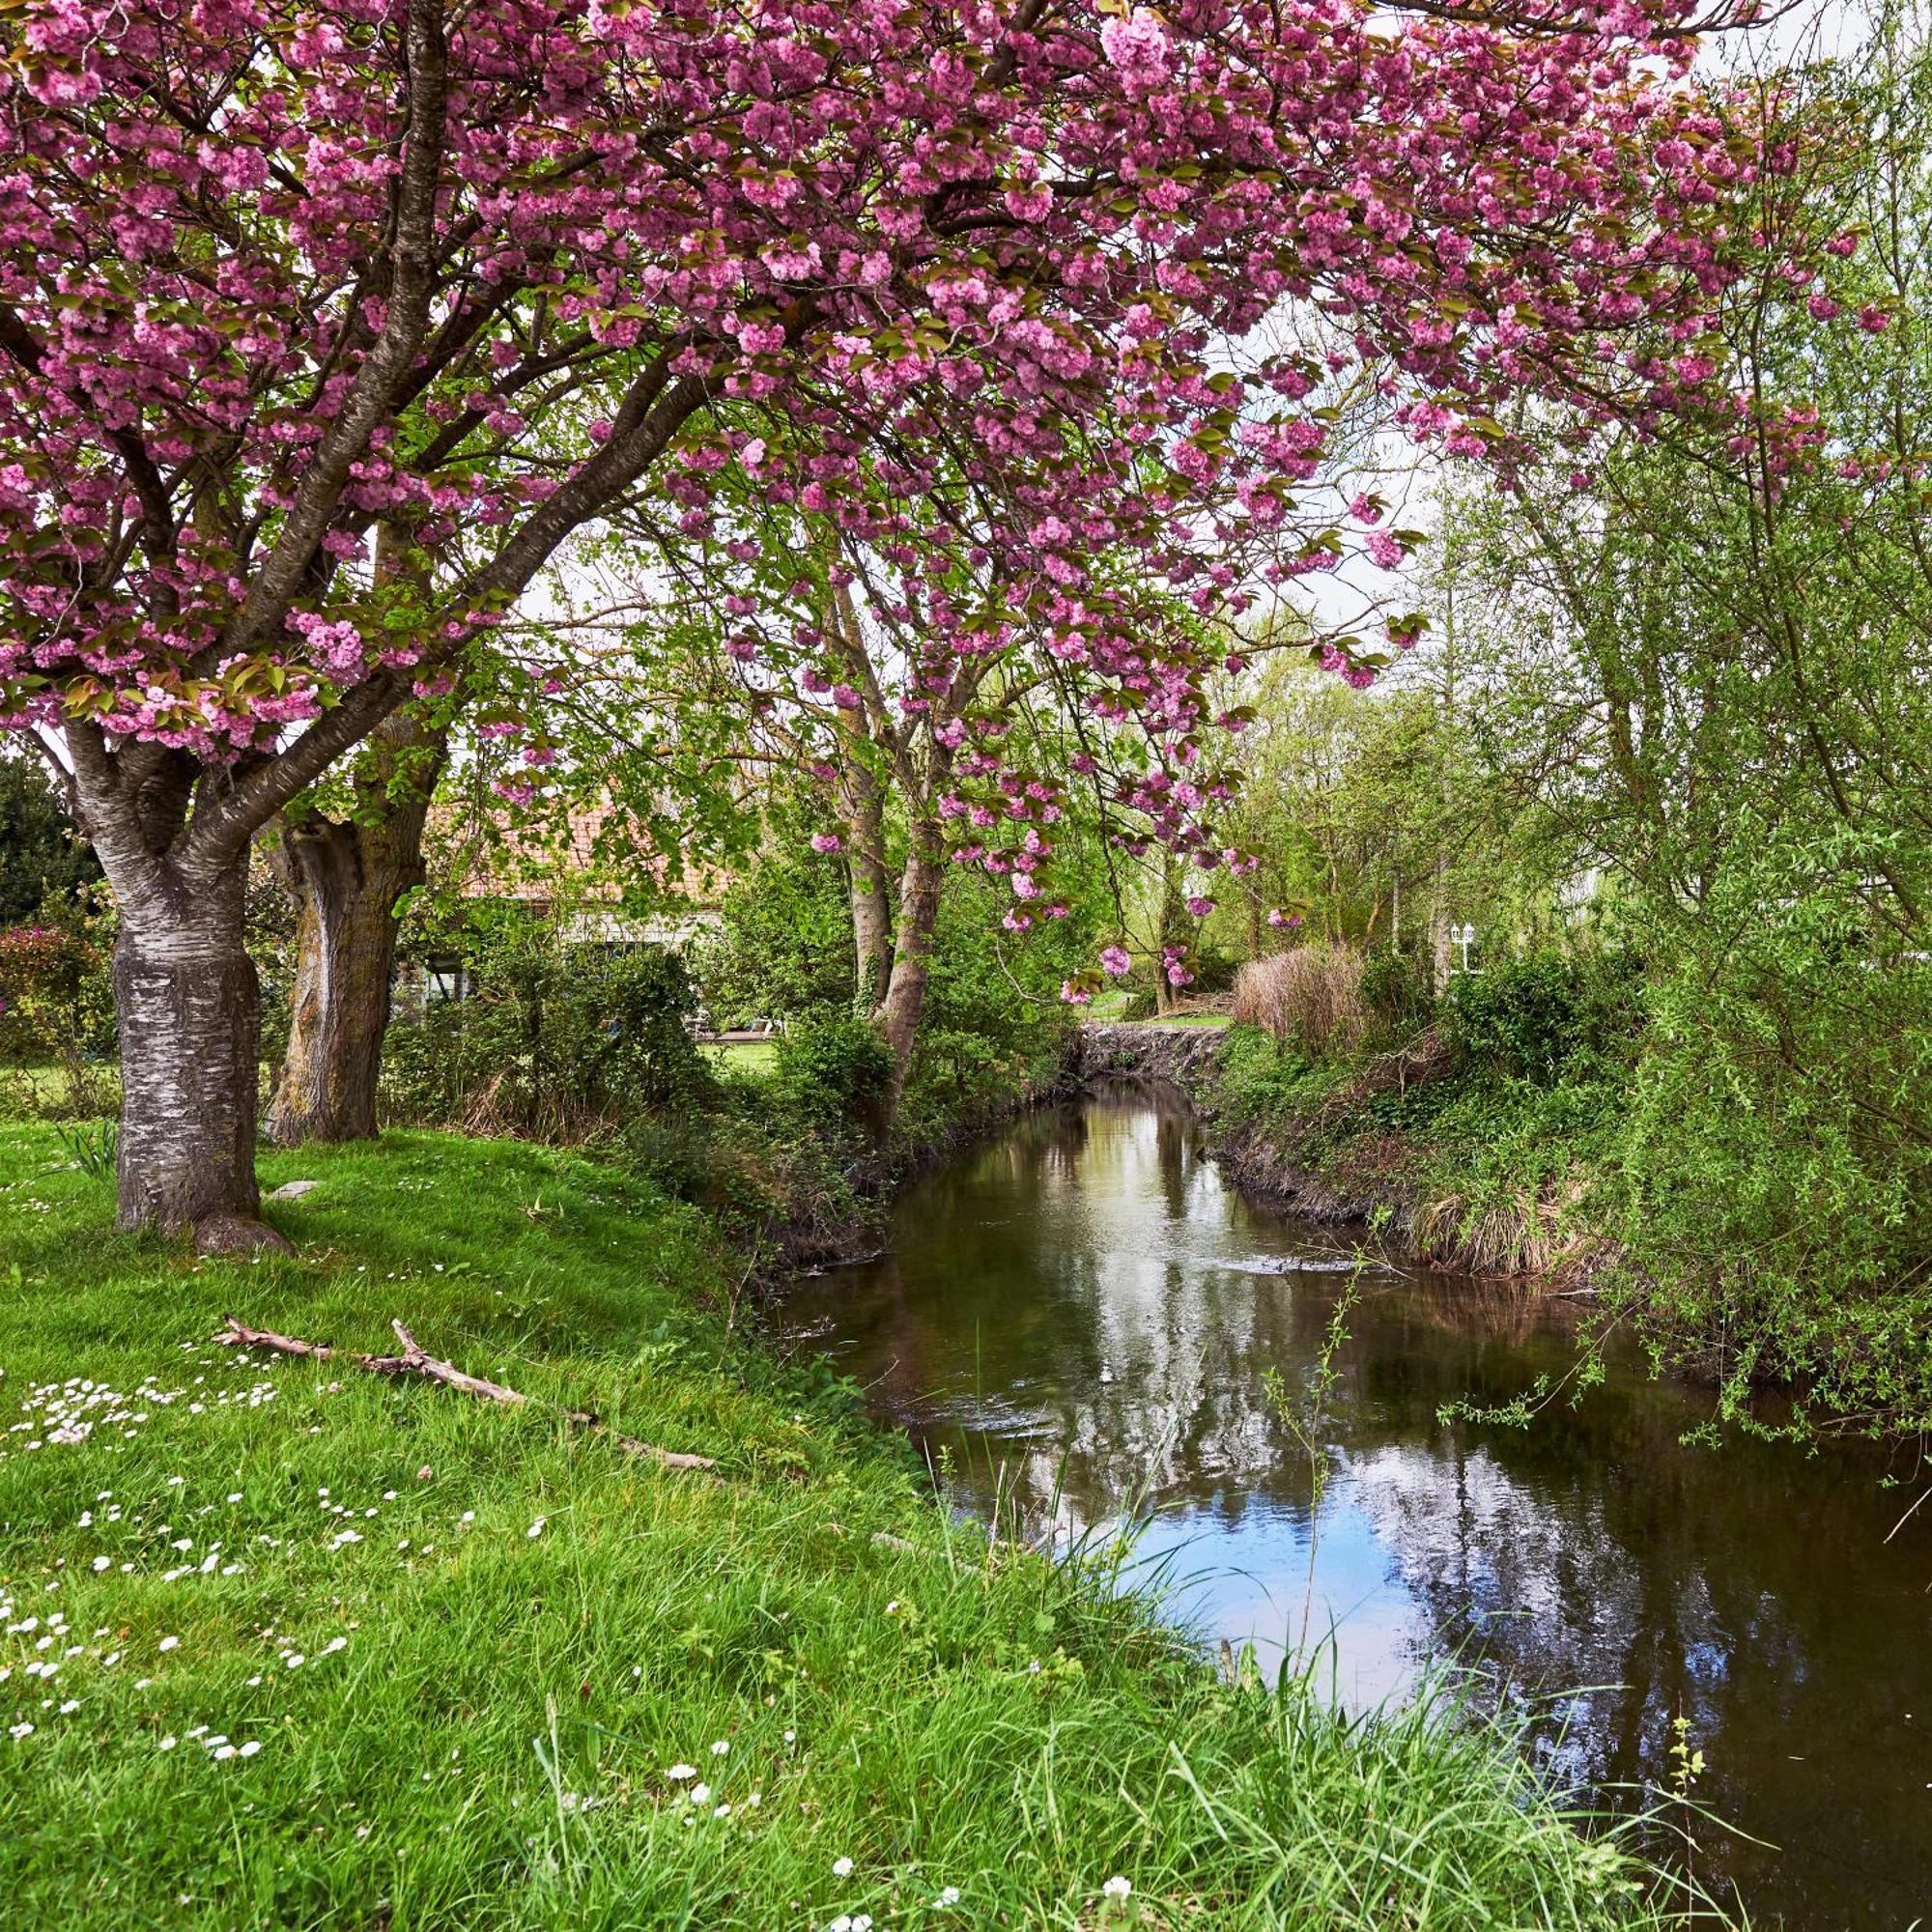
[214,1315,717,1472]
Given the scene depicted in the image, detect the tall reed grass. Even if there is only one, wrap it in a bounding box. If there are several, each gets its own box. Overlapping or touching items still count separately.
[1233,943,1369,1054]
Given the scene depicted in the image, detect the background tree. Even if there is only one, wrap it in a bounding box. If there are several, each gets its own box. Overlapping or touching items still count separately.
[0,752,99,925]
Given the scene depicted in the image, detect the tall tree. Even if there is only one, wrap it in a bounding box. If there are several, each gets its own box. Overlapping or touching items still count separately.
[0,0,1823,1239]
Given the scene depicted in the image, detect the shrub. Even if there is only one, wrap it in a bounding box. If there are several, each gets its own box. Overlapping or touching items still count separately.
[1446,950,1582,1083]
[696,849,854,1026]
[384,914,714,1136]
[1232,943,1367,1056]
[0,918,117,1117]
[1359,943,1435,1045]
[1446,947,1642,1087]
[770,1010,895,1140]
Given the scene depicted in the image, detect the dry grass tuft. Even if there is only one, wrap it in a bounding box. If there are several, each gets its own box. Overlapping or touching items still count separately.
[1233,943,1368,1054]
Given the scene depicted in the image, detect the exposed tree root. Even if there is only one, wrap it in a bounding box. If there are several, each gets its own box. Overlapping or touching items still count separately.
[196,1214,296,1257]
[213,1315,718,1472]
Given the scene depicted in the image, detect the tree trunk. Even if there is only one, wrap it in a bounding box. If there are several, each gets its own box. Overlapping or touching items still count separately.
[1154,850,1185,1015]
[1431,851,1454,997]
[875,827,947,1095]
[114,870,281,1250]
[839,742,893,1009]
[266,712,443,1146]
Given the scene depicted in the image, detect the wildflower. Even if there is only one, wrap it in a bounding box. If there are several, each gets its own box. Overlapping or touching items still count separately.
[712,1803,730,1819]
[284,1653,304,1669]
[832,1857,854,1878]
[710,1739,728,1756]
[1103,1875,1133,1899]
[8,1723,33,1740]
[935,1887,961,1908]
[58,1698,78,1714]
[91,1556,110,1573]
[690,1782,712,1805]
[321,1635,348,1656]
[666,1763,696,1782]
[157,1736,177,1750]
[226,1492,242,1503]
[212,1744,237,1761]
[526,1519,545,1540]
[156,1635,180,1652]
[238,1741,261,1758]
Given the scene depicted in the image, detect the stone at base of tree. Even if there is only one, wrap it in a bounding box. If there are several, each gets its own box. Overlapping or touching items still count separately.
[195,1213,296,1257]
[268,1179,321,1201]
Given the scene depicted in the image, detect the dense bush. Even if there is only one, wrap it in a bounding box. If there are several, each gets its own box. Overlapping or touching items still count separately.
[697,848,854,1026]
[0,915,117,1116]
[384,912,714,1136]
[0,757,99,925]
[769,1010,895,1140]
[1359,943,1435,1045]
[1445,947,1641,1087]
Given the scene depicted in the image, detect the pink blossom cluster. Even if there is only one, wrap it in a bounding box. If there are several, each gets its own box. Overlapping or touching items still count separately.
[0,0,1856,969]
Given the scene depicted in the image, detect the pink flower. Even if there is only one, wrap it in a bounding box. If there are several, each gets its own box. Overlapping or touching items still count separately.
[1365,531,1404,571]
[1098,945,1132,978]
[1098,9,1172,88]
[1184,895,1214,918]
[1059,980,1094,1006]
[809,833,843,854]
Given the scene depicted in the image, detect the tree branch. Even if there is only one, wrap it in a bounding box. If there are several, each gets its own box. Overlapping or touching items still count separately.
[213,1315,718,1471]
[219,0,450,659]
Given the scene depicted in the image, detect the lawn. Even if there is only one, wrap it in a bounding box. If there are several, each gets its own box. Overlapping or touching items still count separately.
[700,1037,780,1075]
[0,1123,1687,1929]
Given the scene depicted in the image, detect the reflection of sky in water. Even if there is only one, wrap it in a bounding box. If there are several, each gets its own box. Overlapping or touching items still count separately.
[779,1094,1932,1932]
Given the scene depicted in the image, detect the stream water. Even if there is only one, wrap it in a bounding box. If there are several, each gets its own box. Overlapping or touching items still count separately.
[778,1088,1932,1932]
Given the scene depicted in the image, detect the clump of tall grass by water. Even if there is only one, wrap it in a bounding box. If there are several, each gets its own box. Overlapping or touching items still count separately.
[1233,944,1369,1057]
[0,1122,1707,1928]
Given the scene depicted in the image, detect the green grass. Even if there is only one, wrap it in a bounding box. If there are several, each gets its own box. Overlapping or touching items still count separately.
[699,1038,779,1075]
[0,1123,1691,1929]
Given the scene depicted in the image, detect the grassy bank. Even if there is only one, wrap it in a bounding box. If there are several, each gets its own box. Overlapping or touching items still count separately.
[0,1122,1691,1929]
[1204,1004,1932,1437]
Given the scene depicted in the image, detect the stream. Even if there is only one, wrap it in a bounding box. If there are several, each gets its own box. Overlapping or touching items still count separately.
[778,1088,1932,1932]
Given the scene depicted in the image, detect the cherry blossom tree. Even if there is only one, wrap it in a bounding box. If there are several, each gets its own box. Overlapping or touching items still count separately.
[1,0,1816,1240]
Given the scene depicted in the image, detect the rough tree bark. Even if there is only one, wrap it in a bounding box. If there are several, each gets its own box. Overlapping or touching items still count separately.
[267,710,447,1146]
[838,735,894,1010]
[113,859,275,1250]
[875,824,947,1094]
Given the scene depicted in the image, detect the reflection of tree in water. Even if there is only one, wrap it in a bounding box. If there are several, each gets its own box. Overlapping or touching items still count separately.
[787,1094,1932,1931]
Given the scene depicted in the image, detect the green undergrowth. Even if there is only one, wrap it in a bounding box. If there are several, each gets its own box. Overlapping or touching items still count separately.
[0,1124,1695,1929]
[1209,1000,1932,1436]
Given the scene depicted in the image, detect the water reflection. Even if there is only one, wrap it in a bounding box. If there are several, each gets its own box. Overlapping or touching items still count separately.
[779,1091,1932,1932]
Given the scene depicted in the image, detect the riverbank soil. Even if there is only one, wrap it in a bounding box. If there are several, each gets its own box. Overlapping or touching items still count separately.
[0,1122,1684,1929]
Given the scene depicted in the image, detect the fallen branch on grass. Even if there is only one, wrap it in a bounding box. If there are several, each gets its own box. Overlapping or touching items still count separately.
[213,1316,718,1472]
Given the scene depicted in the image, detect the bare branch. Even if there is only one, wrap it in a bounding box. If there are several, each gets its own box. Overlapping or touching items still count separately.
[213,1315,720,1472]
